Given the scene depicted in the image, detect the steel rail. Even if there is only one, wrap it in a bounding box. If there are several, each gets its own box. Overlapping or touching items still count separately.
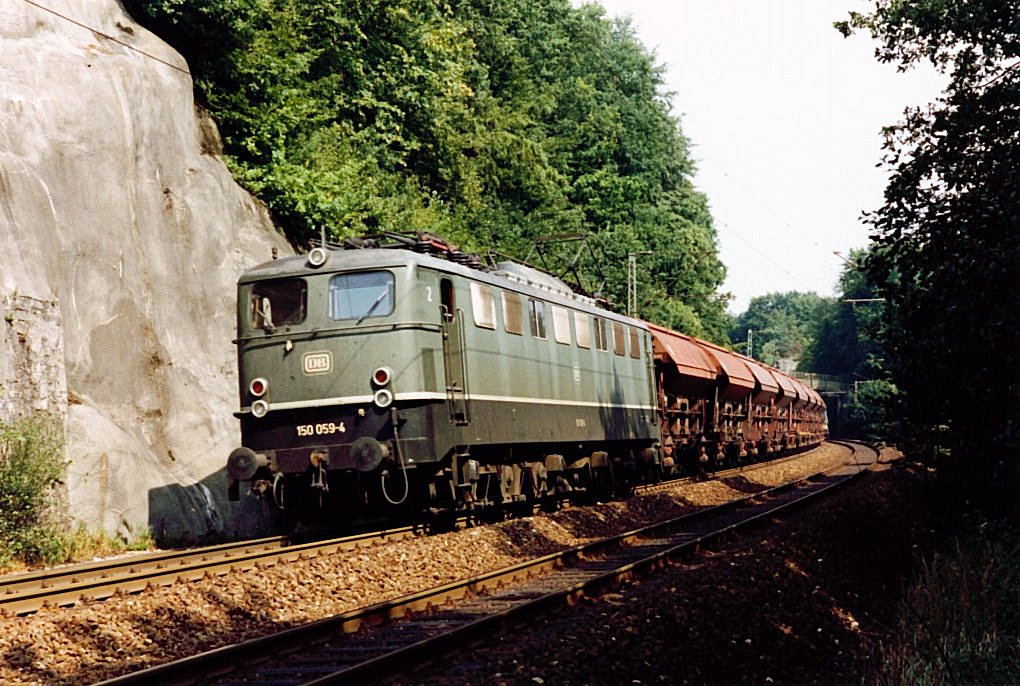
[0,527,418,617]
[94,441,876,686]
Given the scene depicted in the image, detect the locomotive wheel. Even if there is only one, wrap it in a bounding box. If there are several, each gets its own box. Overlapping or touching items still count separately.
[591,465,615,501]
[425,475,458,532]
[426,475,454,511]
[524,463,545,500]
[269,476,301,533]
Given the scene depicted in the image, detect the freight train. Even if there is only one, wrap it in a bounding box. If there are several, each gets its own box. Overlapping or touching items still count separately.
[226,233,828,526]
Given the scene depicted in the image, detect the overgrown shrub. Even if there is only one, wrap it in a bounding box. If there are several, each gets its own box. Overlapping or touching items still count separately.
[876,517,1020,685]
[0,414,66,566]
[845,378,898,444]
[0,415,157,570]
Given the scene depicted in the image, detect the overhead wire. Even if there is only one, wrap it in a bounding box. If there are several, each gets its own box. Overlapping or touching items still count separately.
[713,170,822,292]
[20,0,191,76]
[717,221,816,291]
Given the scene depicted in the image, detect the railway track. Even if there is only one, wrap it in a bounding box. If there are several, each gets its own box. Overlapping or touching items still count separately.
[0,528,418,617]
[0,445,827,619]
[94,441,877,686]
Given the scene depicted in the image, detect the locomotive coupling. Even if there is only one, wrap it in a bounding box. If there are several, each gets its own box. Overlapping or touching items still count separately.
[228,446,269,481]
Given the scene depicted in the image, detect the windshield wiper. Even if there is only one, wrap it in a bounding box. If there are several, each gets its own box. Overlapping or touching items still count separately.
[356,287,390,325]
[259,297,276,332]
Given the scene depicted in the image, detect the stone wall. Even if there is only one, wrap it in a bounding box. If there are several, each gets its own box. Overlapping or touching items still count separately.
[0,294,66,421]
[0,0,291,541]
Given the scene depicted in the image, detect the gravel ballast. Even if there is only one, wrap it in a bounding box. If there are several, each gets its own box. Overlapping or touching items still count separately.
[0,445,856,685]
[389,447,927,685]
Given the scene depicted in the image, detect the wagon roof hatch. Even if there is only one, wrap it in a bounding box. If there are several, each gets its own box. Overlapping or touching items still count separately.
[741,357,780,403]
[695,340,756,401]
[647,323,717,383]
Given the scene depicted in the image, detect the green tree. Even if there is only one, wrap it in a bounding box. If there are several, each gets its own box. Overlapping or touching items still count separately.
[845,379,899,445]
[837,1,1020,482]
[125,0,730,340]
[804,247,883,379]
[730,291,827,367]
[800,248,894,442]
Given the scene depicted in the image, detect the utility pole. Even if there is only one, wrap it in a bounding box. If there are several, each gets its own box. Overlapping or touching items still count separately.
[627,253,637,317]
[626,251,652,318]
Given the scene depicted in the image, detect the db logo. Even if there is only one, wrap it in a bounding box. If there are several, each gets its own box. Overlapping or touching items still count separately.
[302,351,332,375]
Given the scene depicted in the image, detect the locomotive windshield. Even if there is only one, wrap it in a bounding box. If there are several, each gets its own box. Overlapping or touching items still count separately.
[251,278,307,331]
[329,271,395,321]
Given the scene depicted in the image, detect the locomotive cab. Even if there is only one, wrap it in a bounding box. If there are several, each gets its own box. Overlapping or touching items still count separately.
[227,248,453,524]
[226,235,663,528]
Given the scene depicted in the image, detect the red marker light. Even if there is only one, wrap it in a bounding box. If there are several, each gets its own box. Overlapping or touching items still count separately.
[249,377,268,397]
[373,367,391,386]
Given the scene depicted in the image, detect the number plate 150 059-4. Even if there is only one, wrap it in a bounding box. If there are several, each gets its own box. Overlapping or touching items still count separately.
[296,422,346,437]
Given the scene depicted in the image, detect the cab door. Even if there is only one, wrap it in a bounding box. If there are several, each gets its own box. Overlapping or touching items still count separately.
[439,278,470,425]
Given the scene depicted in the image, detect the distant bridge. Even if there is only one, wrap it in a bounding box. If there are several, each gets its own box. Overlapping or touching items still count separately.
[791,372,850,395]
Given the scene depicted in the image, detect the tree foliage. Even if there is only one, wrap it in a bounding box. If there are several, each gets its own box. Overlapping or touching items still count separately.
[837,1,1020,481]
[729,255,898,442]
[803,248,884,379]
[730,291,827,367]
[846,379,900,445]
[125,0,730,340]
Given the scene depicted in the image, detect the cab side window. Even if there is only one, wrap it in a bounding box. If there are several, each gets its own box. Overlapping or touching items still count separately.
[440,278,455,322]
[470,282,496,329]
[251,278,307,330]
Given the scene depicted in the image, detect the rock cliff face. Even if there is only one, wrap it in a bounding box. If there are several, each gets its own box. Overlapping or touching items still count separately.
[0,0,291,541]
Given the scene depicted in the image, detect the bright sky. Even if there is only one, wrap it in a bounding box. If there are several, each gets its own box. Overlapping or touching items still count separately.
[587,0,946,313]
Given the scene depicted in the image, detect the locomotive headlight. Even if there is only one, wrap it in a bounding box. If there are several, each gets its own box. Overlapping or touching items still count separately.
[372,366,392,387]
[373,388,394,408]
[251,399,270,418]
[307,246,329,268]
[249,377,268,397]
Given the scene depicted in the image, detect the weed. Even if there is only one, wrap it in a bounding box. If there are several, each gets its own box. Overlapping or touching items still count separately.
[875,518,1020,684]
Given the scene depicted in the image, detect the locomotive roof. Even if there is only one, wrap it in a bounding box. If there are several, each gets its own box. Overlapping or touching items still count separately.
[239,247,647,327]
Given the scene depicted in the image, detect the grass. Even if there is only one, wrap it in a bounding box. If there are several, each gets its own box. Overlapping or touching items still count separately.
[875,485,1020,685]
[0,525,156,572]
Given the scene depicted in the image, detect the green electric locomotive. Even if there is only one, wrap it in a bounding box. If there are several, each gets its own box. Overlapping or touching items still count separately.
[226,234,660,525]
